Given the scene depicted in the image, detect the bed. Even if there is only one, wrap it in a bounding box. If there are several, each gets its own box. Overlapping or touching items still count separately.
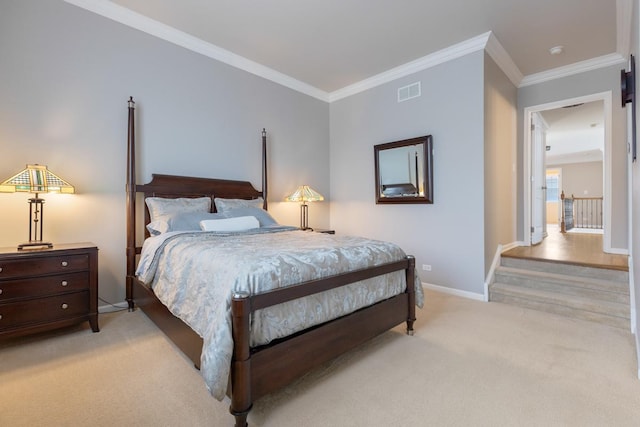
[124,97,422,426]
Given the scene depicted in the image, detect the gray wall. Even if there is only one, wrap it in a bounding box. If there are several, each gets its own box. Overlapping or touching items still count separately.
[484,53,517,276]
[0,1,329,304]
[329,52,487,295]
[517,65,628,250]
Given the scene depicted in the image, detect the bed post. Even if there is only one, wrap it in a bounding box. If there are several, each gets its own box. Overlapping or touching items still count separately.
[262,128,268,210]
[405,255,416,335]
[230,292,252,427]
[126,96,136,311]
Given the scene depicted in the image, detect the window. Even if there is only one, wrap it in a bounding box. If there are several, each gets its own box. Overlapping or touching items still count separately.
[546,173,559,202]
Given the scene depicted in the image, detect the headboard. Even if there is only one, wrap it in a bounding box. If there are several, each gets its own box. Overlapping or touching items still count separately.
[125,97,268,308]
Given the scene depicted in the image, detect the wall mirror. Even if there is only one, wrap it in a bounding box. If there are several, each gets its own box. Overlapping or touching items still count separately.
[374,135,433,204]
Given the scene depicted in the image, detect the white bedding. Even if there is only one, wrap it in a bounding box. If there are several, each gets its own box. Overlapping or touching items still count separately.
[136,228,423,400]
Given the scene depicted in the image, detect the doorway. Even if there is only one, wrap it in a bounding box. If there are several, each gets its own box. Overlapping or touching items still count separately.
[524,91,612,252]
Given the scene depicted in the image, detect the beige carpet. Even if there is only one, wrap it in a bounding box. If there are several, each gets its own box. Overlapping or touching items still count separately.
[1,289,639,426]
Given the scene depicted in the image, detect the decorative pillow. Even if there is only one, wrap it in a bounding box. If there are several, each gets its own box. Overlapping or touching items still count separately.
[222,207,277,227]
[145,197,211,222]
[214,197,264,212]
[147,212,225,235]
[200,216,260,232]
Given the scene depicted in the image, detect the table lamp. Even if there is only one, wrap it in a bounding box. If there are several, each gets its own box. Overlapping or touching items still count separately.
[285,185,324,230]
[0,164,75,250]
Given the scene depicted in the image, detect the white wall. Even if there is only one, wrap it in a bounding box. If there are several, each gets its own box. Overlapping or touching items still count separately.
[630,0,640,363]
[329,52,487,295]
[0,1,329,303]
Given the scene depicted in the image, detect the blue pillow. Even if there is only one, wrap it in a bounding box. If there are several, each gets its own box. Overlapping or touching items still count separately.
[147,212,225,235]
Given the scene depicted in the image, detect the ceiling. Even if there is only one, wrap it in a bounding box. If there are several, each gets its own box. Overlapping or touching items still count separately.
[70,0,628,98]
[541,101,605,164]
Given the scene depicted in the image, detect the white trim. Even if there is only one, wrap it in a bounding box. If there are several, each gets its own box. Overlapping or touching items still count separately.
[65,1,627,103]
[501,241,522,252]
[63,0,330,102]
[422,281,486,302]
[328,32,490,102]
[519,54,626,87]
[484,244,503,302]
[636,331,640,380]
[607,247,630,255]
[629,256,636,334]
[523,92,614,253]
[485,32,523,87]
[617,0,633,58]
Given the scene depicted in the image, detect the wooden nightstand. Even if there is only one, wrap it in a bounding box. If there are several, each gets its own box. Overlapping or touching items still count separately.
[0,242,99,339]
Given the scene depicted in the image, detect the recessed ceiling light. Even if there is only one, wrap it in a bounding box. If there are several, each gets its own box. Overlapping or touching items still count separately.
[549,46,564,55]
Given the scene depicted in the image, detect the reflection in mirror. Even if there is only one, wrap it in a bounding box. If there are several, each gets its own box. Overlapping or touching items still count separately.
[374,135,433,204]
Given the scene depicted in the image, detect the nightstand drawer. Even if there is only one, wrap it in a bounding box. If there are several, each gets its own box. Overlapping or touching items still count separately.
[0,272,89,302]
[0,291,89,331]
[0,254,89,279]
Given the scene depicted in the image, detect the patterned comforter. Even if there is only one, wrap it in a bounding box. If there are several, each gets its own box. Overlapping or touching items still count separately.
[136,228,423,400]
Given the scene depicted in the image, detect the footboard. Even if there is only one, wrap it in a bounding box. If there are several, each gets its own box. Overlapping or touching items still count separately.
[229,256,416,426]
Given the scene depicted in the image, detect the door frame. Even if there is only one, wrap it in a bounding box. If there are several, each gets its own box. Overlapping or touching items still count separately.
[523,91,612,251]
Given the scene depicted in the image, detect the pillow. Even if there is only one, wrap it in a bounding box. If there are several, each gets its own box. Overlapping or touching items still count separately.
[147,212,225,235]
[214,197,264,212]
[222,207,277,227]
[145,197,211,222]
[200,216,260,232]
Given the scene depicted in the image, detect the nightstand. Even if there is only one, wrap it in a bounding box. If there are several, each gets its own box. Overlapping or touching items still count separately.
[0,242,99,339]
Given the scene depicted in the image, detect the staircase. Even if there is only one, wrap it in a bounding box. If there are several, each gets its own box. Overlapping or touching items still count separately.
[489,256,630,329]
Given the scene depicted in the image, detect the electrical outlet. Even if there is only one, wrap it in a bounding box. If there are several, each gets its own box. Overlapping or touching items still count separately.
[422,264,431,271]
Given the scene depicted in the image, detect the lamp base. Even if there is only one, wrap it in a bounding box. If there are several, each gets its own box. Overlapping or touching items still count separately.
[18,241,53,251]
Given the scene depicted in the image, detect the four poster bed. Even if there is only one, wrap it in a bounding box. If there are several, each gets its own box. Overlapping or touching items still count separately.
[124,97,422,426]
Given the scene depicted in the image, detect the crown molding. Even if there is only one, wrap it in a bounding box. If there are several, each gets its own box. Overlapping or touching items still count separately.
[617,0,633,58]
[519,53,626,87]
[328,32,491,102]
[64,1,627,103]
[63,0,330,102]
[485,33,524,87]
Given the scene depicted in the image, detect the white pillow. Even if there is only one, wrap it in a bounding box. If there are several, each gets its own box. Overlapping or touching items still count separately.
[214,197,264,212]
[200,216,259,232]
[145,197,211,222]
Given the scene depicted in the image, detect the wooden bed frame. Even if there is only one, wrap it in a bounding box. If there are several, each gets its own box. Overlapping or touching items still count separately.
[124,97,417,427]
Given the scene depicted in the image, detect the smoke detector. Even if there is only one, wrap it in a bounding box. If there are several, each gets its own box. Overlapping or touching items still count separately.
[549,46,564,55]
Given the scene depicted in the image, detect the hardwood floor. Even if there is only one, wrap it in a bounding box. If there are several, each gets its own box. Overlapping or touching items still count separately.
[502,225,628,271]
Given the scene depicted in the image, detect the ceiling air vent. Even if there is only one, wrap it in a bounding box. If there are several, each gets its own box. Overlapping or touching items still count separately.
[398,81,421,102]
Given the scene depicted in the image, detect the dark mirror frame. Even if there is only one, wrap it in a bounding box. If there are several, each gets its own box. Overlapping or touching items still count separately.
[374,135,433,204]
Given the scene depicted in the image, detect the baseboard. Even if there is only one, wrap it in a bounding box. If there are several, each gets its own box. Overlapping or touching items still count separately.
[484,244,504,302]
[606,247,630,255]
[422,282,485,301]
[636,331,640,380]
[98,301,129,313]
[502,241,524,252]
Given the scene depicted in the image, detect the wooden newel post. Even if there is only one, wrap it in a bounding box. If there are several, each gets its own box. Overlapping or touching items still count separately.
[126,96,136,310]
[405,255,416,335]
[230,292,252,427]
[560,190,566,234]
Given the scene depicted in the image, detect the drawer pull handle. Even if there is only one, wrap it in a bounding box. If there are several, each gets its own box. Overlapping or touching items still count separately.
[0,314,2,320]
[61,261,69,267]
[61,303,69,310]
[0,267,3,273]
[0,289,3,295]
[61,281,68,287]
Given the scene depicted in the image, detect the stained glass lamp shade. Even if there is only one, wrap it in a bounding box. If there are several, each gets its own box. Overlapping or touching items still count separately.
[285,185,324,230]
[0,164,75,249]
